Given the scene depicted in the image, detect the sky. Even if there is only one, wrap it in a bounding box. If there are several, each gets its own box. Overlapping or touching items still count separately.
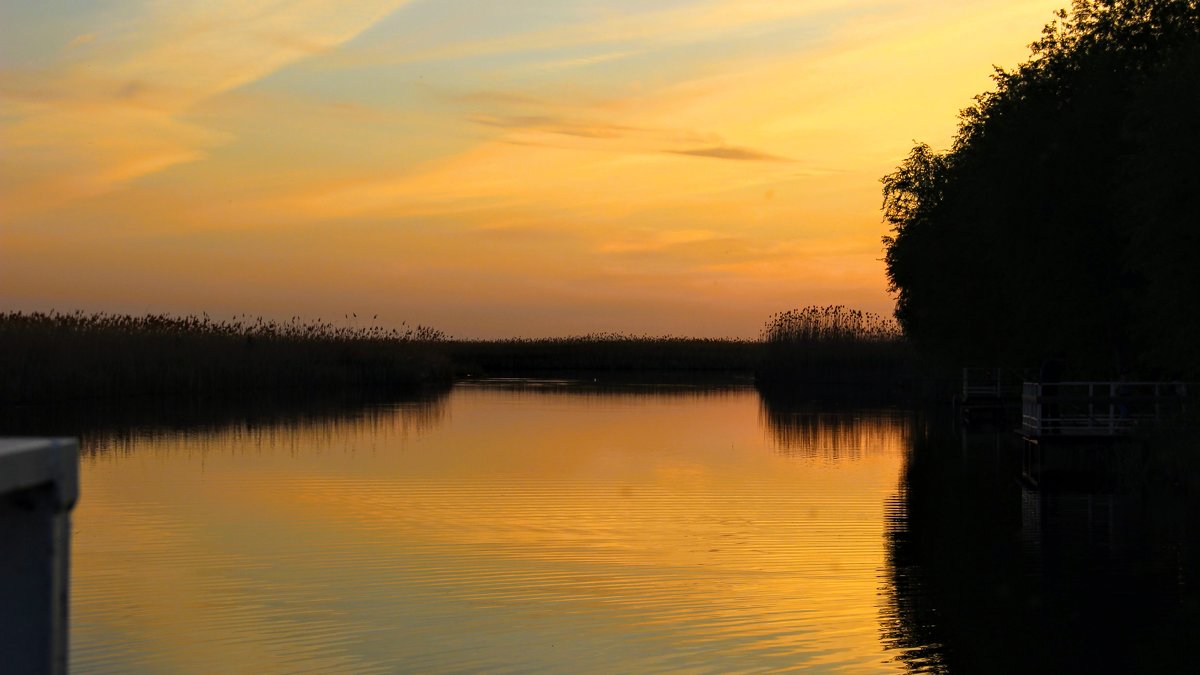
[1,0,1063,338]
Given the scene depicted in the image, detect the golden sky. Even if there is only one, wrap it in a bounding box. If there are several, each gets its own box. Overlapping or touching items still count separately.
[1,0,1061,337]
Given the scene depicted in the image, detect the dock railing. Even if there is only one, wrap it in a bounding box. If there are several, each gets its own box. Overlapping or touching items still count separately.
[962,367,1021,401]
[1021,381,1190,437]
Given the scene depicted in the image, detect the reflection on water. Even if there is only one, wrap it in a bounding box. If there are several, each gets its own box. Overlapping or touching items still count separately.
[760,403,912,462]
[1,386,451,455]
[70,383,914,673]
[84,397,448,459]
[57,384,1199,672]
[882,419,1200,674]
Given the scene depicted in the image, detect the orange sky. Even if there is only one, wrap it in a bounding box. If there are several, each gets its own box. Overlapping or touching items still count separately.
[1,0,1062,337]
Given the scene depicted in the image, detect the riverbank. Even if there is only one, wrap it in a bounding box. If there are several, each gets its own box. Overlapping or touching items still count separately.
[2,310,928,405]
[445,336,761,378]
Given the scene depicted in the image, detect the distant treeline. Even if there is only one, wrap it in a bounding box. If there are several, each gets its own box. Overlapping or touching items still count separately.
[445,334,761,379]
[2,306,937,404]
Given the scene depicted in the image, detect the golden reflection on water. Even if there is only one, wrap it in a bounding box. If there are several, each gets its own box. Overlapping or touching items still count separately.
[72,384,912,673]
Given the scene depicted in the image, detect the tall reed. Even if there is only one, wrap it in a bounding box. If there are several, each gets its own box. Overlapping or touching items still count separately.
[756,305,915,397]
[1,310,451,403]
[761,305,902,344]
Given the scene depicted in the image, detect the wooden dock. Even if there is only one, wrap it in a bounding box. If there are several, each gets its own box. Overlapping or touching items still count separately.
[1018,381,1190,488]
[1021,381,1189,438]
[959,367,1021,425]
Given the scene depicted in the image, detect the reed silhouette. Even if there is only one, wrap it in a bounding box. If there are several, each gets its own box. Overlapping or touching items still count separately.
[755,305,924,399]
[4,307,934,405]
[0,310,451,404]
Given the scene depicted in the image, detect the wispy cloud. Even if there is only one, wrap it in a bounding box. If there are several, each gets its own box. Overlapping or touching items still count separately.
[223,0,1056,228]
[669,146,786,162]
[324,0,884,70]
[99,2,412,109]
[530,50,641,72]
[469,114,643,140]
[1,1,411,217]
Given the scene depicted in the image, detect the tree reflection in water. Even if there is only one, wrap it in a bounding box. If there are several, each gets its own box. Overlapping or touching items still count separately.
[758,391,912,462]
[880,416,1200,674]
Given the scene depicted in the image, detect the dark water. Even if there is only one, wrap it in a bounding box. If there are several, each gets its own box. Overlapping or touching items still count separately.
[883,423,1200,674]
[53,382,1199,672]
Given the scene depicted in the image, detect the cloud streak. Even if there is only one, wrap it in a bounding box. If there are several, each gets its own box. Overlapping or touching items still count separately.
[469,114,641,139]
[324,0,884,70]
[669,146,786,162]
[1,0,411,217]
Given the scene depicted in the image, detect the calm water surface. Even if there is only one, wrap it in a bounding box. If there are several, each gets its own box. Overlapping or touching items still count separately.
[70,383,914,673]
[67,382,1199,673]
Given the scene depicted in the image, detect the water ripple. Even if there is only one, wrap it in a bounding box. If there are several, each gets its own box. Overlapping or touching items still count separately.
[72,385,912,673]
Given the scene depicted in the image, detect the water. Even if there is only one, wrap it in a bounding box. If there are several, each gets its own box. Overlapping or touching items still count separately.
[63,382,1199,673]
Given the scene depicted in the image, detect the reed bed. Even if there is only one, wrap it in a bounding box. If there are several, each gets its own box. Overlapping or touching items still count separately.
[756,305,918,397]
[761,306,902,344]
[0,311,452,403]
[4,306,932,405]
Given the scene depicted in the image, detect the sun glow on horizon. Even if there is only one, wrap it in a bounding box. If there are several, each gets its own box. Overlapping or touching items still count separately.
[1,0,1062,337]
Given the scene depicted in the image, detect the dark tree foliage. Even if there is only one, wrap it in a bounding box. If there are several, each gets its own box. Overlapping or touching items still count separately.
[882,0,1200,378]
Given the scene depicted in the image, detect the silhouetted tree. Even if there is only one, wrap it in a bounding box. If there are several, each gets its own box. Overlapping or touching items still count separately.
[882,0,1200,378]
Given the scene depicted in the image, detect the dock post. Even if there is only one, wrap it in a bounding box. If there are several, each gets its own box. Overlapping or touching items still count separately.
[1,438,79,675]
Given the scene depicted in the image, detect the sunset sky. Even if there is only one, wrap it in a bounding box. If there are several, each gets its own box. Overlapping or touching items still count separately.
[1,0,1061,337]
